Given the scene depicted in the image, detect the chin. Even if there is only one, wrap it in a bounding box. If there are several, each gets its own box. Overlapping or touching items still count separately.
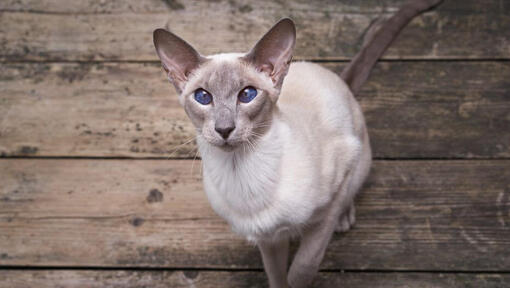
[219,144,236,152]
[207,139,240,152]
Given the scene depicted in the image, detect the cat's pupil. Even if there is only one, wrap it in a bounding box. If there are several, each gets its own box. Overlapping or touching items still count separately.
[238,86,257,103]
[194,88,212,105]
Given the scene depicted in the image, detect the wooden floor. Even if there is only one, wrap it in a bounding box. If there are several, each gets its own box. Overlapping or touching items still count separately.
[1,0,509,287]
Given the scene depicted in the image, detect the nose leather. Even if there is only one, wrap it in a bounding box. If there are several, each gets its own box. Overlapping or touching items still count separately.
[215,125,235,139]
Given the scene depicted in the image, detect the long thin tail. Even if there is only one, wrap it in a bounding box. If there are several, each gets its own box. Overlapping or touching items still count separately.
[340,0,444,95]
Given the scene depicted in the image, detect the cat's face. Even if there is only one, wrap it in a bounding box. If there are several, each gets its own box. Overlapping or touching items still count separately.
[154,19,295,150]
[180,54,279,149]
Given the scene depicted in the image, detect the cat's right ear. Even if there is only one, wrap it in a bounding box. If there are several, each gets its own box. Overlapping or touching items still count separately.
[153,29,205,92]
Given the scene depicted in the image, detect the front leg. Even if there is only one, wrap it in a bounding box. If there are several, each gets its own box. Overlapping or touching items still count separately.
[287,215,339,288]
[258,238,290,288]
[287,176,353,288]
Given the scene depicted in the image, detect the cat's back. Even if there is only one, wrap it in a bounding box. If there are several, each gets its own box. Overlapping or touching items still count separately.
[279,62,360,135]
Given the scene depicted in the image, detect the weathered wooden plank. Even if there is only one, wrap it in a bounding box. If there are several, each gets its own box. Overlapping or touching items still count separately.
[1,0,509,61]
[1,270,509,288]
[1,159,509,270]
[3,0,507,14]
[1,62,508,158]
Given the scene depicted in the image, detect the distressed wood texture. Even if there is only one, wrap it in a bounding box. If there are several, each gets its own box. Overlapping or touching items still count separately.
[1,0,509,61]
[1,270,509,288]
[1,159,509,270]
[1,62,508,159]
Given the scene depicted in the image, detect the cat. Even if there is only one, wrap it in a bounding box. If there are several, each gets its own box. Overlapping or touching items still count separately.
[153,0,443,287]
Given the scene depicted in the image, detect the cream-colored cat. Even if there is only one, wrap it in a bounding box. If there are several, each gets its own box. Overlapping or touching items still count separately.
[153,1,442,287]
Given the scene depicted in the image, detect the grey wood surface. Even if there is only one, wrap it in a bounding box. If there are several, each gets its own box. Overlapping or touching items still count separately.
[1,62,508,159]
[1,0,509,61]
[1,160,508,270]
[0,0,509,286]
[1,270,509,288]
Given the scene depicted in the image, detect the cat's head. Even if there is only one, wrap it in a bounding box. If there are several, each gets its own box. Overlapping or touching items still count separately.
[153,19,296,150]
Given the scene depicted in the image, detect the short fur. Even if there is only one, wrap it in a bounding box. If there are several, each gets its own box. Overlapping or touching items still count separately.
[153,1,443,287]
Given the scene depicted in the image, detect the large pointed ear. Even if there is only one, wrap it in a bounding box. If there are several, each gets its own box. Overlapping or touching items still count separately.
[243,18,296,88]
[153,29,205,92]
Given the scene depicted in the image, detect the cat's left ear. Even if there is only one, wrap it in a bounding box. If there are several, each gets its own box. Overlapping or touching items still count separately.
[243,18,296,88]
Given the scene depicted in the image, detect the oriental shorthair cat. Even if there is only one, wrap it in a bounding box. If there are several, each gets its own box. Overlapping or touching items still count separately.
[153,0,443,286]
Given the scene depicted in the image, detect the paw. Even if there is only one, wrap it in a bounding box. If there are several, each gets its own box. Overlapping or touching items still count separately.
[335,205,355,233]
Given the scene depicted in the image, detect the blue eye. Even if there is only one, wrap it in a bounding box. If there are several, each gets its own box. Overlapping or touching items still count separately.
[238,86,257,103]
[194,89,212,105]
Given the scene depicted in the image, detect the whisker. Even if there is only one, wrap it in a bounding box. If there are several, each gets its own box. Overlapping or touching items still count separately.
[252,123,273,129]
[166,136,197,160]
[249,132,264,138]
[190,146,200,177]
[246,137,257,153]
[247,133,264,144]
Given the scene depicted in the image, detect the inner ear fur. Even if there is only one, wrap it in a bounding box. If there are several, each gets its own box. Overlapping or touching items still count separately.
[243,18,296,88]
[153,28,206,92]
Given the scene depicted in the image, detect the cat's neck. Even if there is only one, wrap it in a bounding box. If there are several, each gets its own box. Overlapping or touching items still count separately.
[197,116,285,213]
[198,113,284,165]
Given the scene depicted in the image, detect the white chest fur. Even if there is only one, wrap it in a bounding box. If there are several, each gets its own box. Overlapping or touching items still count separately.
[198,63,364,243]
[199,125,286,241]
[198,119,354,242]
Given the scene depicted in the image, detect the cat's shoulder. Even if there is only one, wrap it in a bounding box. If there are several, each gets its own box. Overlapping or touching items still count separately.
[288,61,339,77]
[287,61,349,90]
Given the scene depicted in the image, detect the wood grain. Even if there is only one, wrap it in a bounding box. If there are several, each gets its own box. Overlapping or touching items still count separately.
[4,0,505,14]
[1,0,508,285]
[1,0,509,61]
[1,62,508,159]
[1,159,509,270]
[1,270,509,288]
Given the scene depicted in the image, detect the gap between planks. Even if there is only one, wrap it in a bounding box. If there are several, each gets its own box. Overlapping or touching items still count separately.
[2,156,510,161]
[1,266,510,274]
[2,58,510,64]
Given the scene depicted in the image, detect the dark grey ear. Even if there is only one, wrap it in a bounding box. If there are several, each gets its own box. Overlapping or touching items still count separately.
[243,18,296,88]
[153,29,205,92]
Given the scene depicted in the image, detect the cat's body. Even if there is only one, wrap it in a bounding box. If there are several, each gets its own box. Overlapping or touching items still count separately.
[200,59,371,243]
[153,1,442,286]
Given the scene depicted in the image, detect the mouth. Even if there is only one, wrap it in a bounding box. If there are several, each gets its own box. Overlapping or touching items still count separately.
[215,139,242,151]
[220,143,235,151]
[202,134,245,152]
[219,141,237,151]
